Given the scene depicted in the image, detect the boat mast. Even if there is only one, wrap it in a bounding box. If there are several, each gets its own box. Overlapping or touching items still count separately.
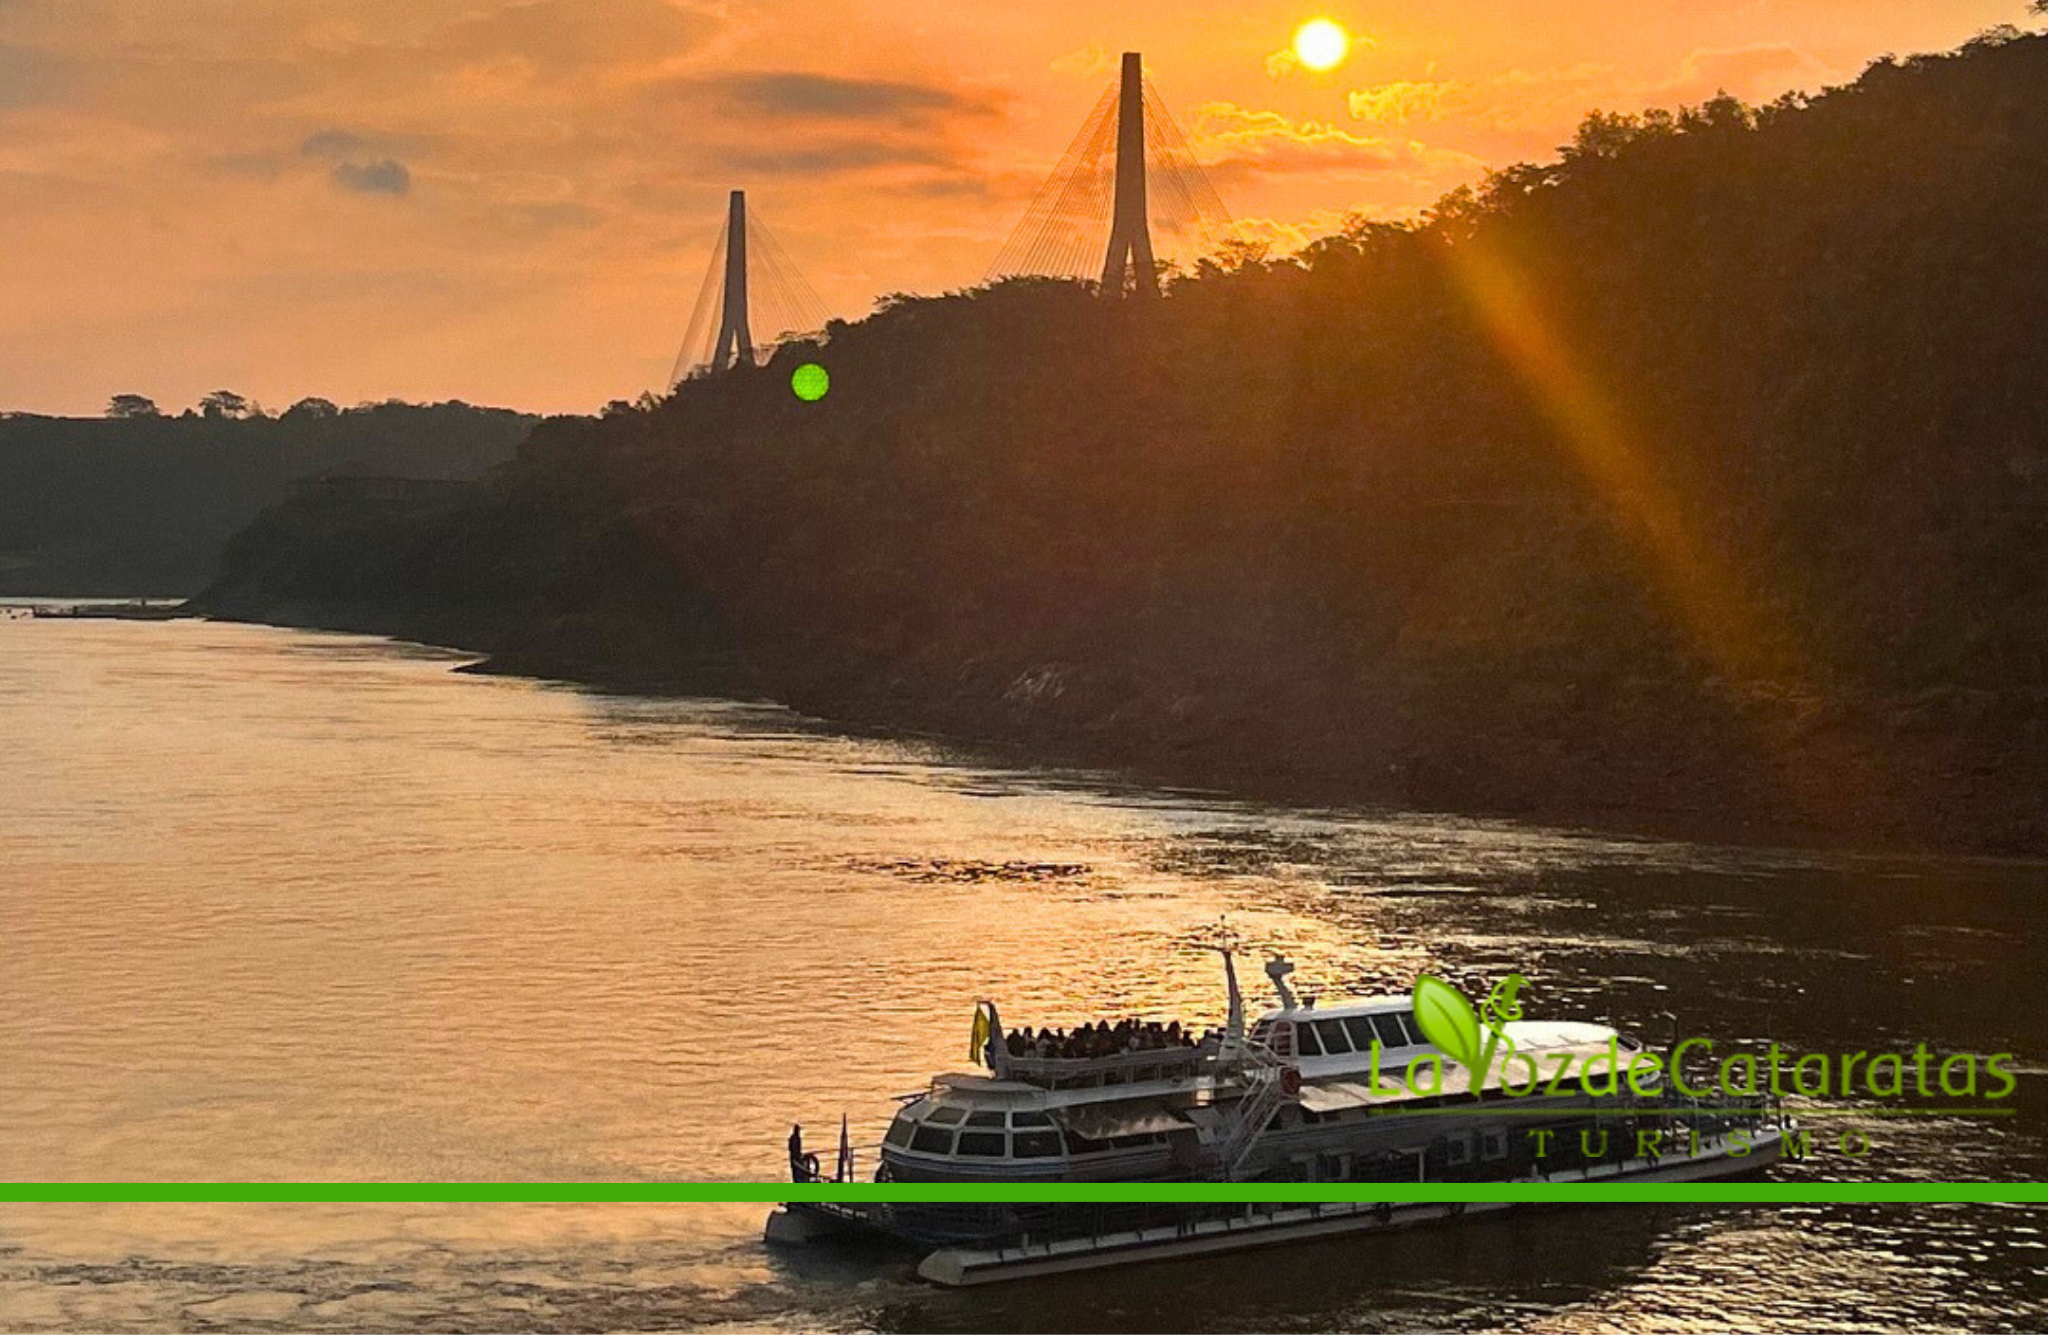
[1222,948,1244,1042]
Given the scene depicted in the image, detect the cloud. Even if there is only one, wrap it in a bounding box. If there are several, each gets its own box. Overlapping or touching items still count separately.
[1348,80,1463,125]
[1177,102,1484,232]
[1654,44,1830,102]
[1187,102,1403,178]
[301,128,410,197]
[0,41,64,109]
[1457,45,1833,139]
[685,71,999,121]
[623,68,1002,198]
[302,131,362,159]
[1264,47,1302,78]
[1049,43,1113,79]
[301,129,375,158]
[710,140,957,177]
[436,0,725,81]
[1227,213,1314,253]
[514,200,604,232]
[331,157,409,195]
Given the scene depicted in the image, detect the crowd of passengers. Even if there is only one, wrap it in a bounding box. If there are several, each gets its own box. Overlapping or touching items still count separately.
[1004,1018,1222,1061]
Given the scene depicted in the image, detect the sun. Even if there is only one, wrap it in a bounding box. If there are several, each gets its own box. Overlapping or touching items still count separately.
[1293,18,1351,72]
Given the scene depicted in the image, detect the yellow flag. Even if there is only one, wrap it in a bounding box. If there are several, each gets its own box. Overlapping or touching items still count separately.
[968,1005,990,1065]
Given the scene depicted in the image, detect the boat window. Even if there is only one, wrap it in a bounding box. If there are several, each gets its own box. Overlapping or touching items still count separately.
[1482,1130,1509,1161]
[1249,1020,1272,1046]
[1370,1014,1408,1049]
[1313,1019,1352,1055]
[1447,1133,1474,1166]
[1295,1023,1324,1057]
[964,1111,1007,1128]
[1342,1016,1379,1051]
[883,1116,914,1148]
[1109,1133,1162,1149]
[926,1106,967,1125]
[1395,1012,1426,1047]
[1012,1130,1063,1159]
[910,1125,955,1154]
[955,1131,1006,1157]
[1012,1110,1055,1128]
[1063,1130,1110,1155]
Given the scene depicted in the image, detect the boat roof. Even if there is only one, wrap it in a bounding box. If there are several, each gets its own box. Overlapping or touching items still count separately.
[1253,994,1414,1021]
[931,1070,1230,1110]
[1297,1027,1635,1113]
[924,1018,1628,1112]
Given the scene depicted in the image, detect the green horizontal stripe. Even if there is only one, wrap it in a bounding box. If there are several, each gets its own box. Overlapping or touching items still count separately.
[1,1183,2044,1204]
[1395,1106,2016,1117]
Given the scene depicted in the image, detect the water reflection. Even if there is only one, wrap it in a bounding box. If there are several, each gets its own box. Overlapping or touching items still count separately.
[2,620,2046,1331]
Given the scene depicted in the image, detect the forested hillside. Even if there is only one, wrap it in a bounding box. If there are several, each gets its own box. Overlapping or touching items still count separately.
[0,400,533,593]
[202,31,2048,851]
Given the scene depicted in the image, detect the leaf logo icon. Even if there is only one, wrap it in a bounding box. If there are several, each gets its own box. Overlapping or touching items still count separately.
[1412,974,1484,1073]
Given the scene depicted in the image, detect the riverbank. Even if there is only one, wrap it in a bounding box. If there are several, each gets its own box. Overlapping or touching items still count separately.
[185,34,2048,860]
[185,589,2047,860]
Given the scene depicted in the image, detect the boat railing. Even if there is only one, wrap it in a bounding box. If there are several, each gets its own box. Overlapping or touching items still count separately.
[790,1138,889,1184]
[990,1041,1229,1090]
[1211,1037,1290,1179]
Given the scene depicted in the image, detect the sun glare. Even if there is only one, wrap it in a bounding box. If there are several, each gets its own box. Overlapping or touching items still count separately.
[1293,18,1351,72]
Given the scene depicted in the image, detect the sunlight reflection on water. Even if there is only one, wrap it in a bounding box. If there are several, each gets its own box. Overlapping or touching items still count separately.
[2,620,2045,1331]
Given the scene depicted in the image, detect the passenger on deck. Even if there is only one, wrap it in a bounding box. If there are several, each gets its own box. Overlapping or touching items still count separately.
[1009,1016,1221,1060]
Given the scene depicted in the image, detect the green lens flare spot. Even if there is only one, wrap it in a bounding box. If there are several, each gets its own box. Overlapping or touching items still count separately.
[791,363,830,402]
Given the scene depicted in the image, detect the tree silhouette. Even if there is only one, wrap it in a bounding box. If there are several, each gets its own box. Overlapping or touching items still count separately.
[199,29,2048,852]
[105,394,160,419]
[199,390,252,420]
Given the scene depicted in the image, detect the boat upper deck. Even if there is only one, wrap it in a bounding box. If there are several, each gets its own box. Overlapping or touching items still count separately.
[959,1007,1639,1111]
[987,994,1439,1090]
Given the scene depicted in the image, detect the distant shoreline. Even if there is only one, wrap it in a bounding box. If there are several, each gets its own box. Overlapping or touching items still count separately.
[150,33,2048,865]
[165,599,2041,862]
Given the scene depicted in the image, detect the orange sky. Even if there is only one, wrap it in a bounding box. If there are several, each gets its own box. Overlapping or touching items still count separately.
[0,0,2026,415]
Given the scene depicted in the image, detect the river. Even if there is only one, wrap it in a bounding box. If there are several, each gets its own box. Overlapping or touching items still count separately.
[3,616,2046,1331]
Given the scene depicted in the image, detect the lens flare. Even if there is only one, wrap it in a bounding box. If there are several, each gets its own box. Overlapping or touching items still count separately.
[1293,19,1351,72]
[791,362,830,402]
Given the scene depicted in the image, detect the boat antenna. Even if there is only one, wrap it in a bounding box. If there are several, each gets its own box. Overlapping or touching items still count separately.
[1265,956,1298,1011]
[1224,948,1244,1041]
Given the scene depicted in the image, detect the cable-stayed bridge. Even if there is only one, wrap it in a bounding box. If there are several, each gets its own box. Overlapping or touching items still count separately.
[990,52,1235,294]
[668,53,1231,387]
[669,191,829,387]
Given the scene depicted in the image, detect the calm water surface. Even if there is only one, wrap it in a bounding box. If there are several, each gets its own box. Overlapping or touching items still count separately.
[3,618,2046,1331]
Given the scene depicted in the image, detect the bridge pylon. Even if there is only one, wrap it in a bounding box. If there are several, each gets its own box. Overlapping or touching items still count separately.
[1101,52,1159,296]
[712,189,754,370]
[987,53,1230,293]
[668,190,827,388]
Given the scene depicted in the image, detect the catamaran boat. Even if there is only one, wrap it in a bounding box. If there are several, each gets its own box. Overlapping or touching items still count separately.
[768,950,1787,1286]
